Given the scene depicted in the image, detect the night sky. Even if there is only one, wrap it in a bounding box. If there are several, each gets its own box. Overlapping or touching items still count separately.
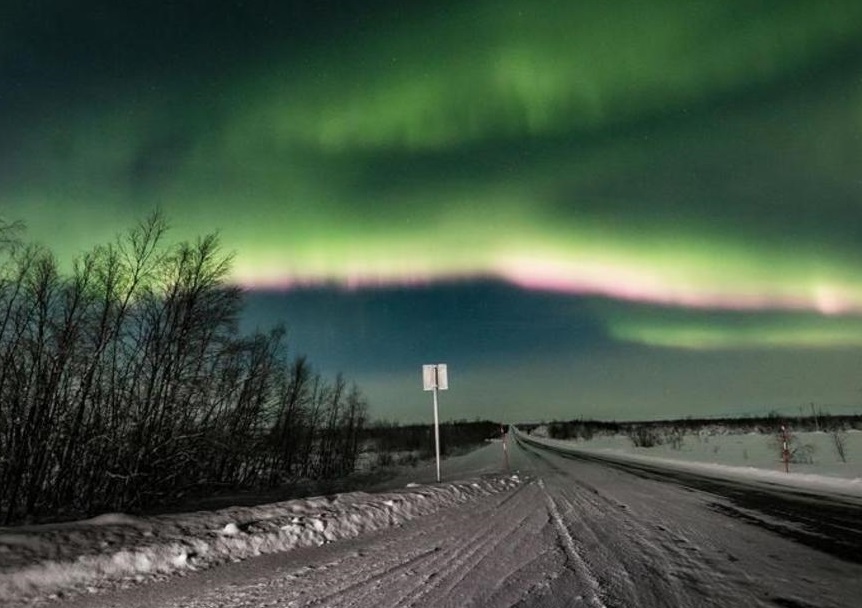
[4,1,862,422]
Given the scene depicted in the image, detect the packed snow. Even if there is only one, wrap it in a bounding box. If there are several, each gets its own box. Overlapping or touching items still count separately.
[0,474,521,605]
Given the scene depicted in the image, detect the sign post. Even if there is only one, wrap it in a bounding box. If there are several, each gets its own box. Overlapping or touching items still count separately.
[422,363,448,482]
[781,424,790,473]
[501,424,509,473]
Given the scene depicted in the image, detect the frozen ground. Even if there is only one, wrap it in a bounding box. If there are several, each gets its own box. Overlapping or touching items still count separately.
[0,473,520,605]
[3,430,862,607]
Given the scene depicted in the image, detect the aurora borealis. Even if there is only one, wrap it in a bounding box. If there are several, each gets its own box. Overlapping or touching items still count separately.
[4,1,862,421]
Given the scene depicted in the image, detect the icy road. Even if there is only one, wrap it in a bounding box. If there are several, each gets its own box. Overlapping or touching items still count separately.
[53,433,862,607]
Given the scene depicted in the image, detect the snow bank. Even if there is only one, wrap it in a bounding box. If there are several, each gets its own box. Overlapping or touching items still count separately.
[514,428,862,502]
[0,474,521,604]
[528,428,862,478]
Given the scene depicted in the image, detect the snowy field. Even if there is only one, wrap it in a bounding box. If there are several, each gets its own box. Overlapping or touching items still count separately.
[521,427,862,500]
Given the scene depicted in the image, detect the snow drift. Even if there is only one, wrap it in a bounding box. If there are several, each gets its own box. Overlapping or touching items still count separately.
[0,474,522,604]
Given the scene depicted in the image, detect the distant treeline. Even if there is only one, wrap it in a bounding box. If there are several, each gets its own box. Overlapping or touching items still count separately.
[524,411,862,442]
[0,214,367,524]
[366,419,503,465]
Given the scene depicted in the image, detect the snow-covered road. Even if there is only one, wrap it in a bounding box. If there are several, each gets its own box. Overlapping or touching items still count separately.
[23,435,862,607]
[514,437,862,607]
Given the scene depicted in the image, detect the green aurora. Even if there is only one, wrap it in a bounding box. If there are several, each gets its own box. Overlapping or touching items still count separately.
[4,1,862,419]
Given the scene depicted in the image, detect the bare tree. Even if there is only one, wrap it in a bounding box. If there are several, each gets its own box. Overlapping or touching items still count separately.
[0,214,372,524]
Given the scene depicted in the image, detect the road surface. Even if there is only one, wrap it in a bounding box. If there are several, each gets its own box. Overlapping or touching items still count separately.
[64,436,862,607]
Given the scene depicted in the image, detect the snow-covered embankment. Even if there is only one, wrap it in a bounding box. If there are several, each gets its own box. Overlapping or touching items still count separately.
[0,474,522,604]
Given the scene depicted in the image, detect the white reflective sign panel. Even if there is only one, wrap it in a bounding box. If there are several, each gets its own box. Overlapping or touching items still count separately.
[422,363,449,391]
[436,364,448,390]
[422,364,436,391]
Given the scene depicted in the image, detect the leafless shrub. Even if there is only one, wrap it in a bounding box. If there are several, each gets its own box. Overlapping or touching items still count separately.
[666,428,685,450]
[628,425,663,448]
[832,430,848,463]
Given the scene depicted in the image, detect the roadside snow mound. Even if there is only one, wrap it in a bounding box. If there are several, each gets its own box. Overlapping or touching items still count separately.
[516,429,862,501]
[0,474,522,604]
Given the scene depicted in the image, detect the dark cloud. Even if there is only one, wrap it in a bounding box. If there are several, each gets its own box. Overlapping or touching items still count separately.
[241,282,609,374]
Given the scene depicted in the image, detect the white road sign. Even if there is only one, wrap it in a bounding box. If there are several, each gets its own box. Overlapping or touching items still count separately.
[423,363,449,391]
[422,363,449,483]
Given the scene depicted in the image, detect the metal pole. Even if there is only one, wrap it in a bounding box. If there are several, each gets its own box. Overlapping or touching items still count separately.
[501,425,509,473]
[433,383,441,482]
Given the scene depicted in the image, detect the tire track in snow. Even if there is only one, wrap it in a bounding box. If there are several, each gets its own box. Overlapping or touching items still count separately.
[302,490,528,608]
[388,483,538,608]
[300,545,442,607]
[515,439,862,608]
[536,479,606,608]
[184,479,556,608]
[523,441,767,607]
[520,443,644,603]
[553,476,704,605]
